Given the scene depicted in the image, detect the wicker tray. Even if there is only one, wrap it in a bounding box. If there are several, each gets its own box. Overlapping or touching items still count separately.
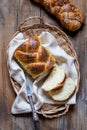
[9,16,80,119]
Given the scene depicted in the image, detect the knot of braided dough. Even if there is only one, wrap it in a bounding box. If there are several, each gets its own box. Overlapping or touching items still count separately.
[14,34,55,79]
[34,0,85,31]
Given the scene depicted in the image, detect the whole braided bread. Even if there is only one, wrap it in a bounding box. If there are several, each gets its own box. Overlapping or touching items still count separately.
[33,0,85,31]
[14,34,55,79]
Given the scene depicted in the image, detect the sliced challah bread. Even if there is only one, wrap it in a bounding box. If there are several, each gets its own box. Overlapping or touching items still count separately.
[42,66,66,91]
[49,78,76,102]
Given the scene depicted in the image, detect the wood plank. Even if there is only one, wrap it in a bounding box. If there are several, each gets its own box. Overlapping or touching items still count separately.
[0,0,40,130]
[0,1,19,130]
[40,0,87,130]
[0,0,87,130]
[13,1,41,130]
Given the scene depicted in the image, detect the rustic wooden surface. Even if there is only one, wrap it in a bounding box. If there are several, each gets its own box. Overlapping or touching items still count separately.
[0,0,87,130]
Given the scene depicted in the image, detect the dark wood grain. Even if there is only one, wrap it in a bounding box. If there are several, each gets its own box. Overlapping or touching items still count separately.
[0,0,87,130]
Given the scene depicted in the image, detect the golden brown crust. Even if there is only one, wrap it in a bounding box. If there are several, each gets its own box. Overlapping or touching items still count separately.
[14,34,55,78]
[38,46,49,62]
[14,51,37,64]
[26,63,45,78]
[33,0,85,31]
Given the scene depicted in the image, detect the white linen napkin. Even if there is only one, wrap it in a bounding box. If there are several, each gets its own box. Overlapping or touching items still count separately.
[7,32,78,114]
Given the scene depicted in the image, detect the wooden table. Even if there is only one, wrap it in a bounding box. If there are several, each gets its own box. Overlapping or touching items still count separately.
[0,0,87,130]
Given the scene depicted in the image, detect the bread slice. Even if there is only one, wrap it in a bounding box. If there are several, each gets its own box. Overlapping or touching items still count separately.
[49,78,76,102]
[42,66,66,91]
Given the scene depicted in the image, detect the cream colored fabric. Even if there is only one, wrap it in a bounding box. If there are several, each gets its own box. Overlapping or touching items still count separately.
[7,32,78,114]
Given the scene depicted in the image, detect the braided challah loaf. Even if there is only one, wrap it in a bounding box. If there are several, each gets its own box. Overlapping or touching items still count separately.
[14,34,55,79]
[33,0,85,31]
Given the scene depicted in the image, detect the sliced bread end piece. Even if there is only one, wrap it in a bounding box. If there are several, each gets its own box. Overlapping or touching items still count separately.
[49,78,76,102]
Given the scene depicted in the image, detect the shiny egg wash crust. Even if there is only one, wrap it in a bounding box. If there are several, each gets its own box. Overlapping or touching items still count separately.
[14,35,55,78]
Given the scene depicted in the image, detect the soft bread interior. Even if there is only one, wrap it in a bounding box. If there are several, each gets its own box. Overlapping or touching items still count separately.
[49,78,76,102]
[42,66,66,91]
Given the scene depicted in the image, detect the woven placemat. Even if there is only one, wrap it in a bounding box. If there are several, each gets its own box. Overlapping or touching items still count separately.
[8,16,80,118]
